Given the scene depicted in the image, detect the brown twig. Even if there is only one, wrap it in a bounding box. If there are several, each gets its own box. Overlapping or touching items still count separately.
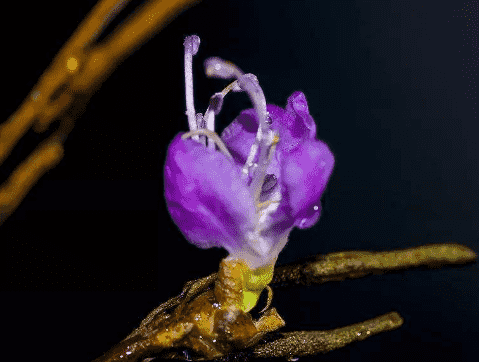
[272,243,478,287]
[90,243,476,361]
[250,311,404,359]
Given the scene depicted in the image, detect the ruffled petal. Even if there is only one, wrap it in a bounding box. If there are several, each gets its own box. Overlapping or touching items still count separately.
[285,91,317,140]
[274,91,317,153]
[221,91,316,159]
[220,91,333,231]
[281,138,335,229]
[164,134,256,252]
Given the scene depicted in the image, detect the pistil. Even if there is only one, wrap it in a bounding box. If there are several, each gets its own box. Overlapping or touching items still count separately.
[183,35,200,141]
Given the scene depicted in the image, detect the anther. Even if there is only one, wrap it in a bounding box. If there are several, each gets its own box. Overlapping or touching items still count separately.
[204,57,242,79]
[261,174,277,194]
[208,93,224,115]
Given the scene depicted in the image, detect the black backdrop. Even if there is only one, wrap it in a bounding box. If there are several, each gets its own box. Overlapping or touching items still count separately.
[1,1,478,362]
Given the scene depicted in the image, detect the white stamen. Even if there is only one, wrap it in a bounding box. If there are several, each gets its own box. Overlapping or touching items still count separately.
[202,77,254,151]
[204,58,270,179]
[204,109,215,150]
[223,74,257,93]
[237,74,269,178]
[243,129,261,177]
[196,113,205,146]
[203,57,278,229]
[203,92,224,151]
[202,55,283,252]
[237,74,269,135]
[184,35,201,141]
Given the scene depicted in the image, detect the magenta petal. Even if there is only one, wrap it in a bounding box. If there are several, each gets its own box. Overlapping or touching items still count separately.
[164,89,334,268]
[285,91,317,140]
[221,91,333,231]
[282,139,335,229]
[164,134,256,252]
[276,91,317,152]
[222,92,317,158]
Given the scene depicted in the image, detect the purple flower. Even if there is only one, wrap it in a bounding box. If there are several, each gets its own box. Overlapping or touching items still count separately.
[164,36,334,269]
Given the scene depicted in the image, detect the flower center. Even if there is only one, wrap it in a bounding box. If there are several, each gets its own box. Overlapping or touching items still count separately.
[182,35,283,254]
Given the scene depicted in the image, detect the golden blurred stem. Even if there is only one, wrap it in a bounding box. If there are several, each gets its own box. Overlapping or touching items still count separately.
[0,0,132,164]
[0,0,200,226]
[105,0,200,63]
[68,0,132,47]
[0,138,64,224]
[72,0,201,93]
[1,0,200,163]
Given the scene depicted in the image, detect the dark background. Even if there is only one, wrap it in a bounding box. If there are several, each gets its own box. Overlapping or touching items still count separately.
[1,0,478,361]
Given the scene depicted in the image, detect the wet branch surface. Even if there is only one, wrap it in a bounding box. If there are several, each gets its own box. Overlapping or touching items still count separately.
[92,243,476,362]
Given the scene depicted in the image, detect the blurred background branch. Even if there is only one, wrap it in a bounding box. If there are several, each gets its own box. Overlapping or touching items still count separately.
[0,0,199,225]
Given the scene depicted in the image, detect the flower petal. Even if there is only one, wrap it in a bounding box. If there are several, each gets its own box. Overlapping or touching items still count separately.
[275,91,317,152]
[164,134,256,252]
[221,91,316,160]
[281,139,335,229]
[285,91,317,139]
